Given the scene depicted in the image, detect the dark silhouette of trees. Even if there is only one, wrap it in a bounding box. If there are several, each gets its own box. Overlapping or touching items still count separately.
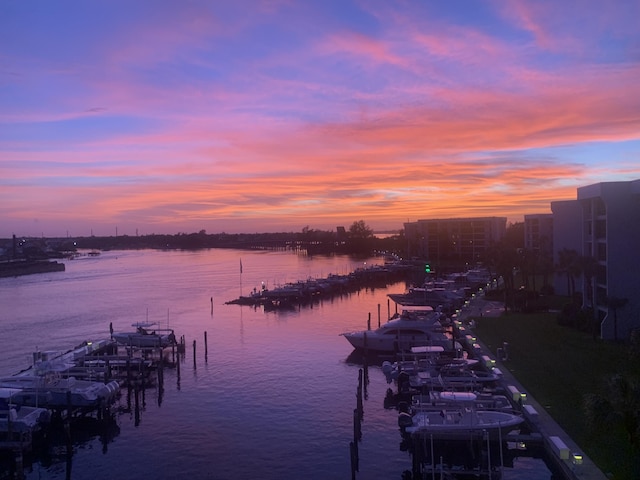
[584,374,640,450]
[556,248,580,299]
[606,296,629,342]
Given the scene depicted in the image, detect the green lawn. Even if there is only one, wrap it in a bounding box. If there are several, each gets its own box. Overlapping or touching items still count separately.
[473,311,638,479]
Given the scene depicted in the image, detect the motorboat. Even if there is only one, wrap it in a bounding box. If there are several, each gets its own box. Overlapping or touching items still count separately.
[0,387,51,434]
[398,391,523,439]
[0,374,120,409]
[407,361,501,390]
[112,322,176,348]
[409,391,515,414]
[341,307,460,353]
[383,346,479,380]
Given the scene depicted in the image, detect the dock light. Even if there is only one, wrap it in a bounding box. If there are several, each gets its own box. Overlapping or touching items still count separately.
[517,442,526,450]
[572,453,583,465]
[520,393,527,403]
[425,263,431,273]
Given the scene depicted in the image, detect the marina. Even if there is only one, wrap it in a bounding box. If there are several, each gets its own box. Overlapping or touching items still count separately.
[0,248,604,479]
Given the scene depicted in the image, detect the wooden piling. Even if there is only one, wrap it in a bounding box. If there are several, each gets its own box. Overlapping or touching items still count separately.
[204,331,208,358]
[350,441,359,478]
[377,304,381,327]
[193,340,197,368]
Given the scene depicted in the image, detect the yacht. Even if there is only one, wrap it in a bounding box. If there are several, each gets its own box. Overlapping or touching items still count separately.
[341,307,459,353]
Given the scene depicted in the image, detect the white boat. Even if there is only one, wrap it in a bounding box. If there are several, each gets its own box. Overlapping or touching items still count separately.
[0,374,120,409]
[0,387,51,434]
[398,391,523,439]
[409,391,515,414]
[112,322,176,348]
[341,307,458,353]
[407,361,501,390]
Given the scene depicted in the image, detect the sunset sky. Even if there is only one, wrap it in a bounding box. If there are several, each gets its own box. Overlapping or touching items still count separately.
[2,0,640,237]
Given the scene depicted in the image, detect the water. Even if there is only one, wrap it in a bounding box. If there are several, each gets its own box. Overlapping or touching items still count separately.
[0,249,556,479]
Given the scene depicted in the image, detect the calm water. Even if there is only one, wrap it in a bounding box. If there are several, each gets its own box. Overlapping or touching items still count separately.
[0,249,556,479]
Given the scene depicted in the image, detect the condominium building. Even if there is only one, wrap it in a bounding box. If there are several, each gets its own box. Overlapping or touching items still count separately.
[552,180,640,340]
[404,217,507,264]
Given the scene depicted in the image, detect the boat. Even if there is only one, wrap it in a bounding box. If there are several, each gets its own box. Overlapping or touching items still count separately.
[382,345,479,380]
[406,361,501,390]
[341,307,459,354]
[398,391,523,439]
[0,387,51,434]
[112,322,176,348]
[408,391,515,414]
[0,373,120,409]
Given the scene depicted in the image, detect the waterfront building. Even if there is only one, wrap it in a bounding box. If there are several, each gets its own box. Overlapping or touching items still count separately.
[552,180,640,340]
[404,217,507,264]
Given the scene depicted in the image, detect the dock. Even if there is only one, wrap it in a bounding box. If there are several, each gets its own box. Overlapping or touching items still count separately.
[1,329,181,461]
[456,299,608,480]
[226,262,412,309]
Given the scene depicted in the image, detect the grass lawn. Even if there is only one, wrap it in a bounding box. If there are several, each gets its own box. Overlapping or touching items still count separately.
[473,310,639,479]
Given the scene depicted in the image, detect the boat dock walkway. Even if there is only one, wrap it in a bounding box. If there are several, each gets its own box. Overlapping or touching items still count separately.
[460,298,608,480]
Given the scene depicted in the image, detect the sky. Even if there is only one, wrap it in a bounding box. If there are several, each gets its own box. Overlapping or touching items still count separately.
[2,0,640,237]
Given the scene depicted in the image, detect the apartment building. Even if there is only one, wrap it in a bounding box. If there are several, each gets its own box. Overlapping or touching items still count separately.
[552,180,640,340]
[404,217,507,264]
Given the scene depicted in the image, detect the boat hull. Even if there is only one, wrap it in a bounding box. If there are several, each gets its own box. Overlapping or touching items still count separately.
[403,410,523,439]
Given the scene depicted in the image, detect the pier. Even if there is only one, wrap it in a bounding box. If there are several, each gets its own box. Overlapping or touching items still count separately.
[226,262,412,310]
[349,292,609,480]
[0,328,181,470]
[450,297,606,480]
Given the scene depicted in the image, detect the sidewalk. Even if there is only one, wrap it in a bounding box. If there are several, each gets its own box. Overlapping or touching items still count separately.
[458,297,609,480]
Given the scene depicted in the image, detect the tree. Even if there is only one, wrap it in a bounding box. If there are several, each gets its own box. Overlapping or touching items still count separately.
[346,220,374,254]
[584,374,640,449]
[348,220,373,239]
[486,242,518,312]
[556,248,580,298]
[606,296,629,342]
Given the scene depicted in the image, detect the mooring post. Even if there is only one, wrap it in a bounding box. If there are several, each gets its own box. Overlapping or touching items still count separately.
[350,441,358,479]
[204,331,208,359]
[158,355,164,389]
[367,313,371,330]
[387,299,390,320]
[176,347,181,386]
[356,369,363,420]
[134,384,140,427]
[377,303,381,328]
[193,340,197,368]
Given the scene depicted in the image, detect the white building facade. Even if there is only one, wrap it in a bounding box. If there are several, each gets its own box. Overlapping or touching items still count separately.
[552,180,640,340]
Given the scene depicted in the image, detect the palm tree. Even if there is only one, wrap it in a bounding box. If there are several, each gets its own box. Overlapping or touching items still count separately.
[577,255,599,337]
[583,374,640,448]
[487,242,518,312]
[606,296,629,342]
[556,248,579,299]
